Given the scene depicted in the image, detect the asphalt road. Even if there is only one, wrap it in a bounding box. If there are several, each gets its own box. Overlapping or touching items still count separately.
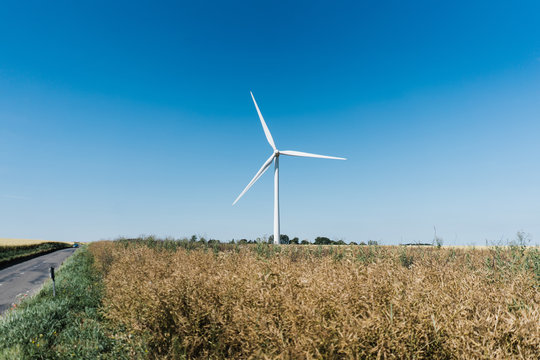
[0,248,76,315]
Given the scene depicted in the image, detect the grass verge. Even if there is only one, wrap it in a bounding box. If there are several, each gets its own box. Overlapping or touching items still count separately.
[0,246,144,359]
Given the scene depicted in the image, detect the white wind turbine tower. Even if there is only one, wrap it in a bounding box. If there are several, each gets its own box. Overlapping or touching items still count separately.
[233,92,346,245]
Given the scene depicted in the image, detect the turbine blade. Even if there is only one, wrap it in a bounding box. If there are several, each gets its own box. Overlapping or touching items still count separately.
[250,91,277,151]
[280,150,346,160]
[233,153,275,205]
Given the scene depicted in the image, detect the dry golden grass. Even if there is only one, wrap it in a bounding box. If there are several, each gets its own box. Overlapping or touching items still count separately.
[0,238,74,247]
[90,242,540,359]
[0,238,51,246]
[0,239,74,264]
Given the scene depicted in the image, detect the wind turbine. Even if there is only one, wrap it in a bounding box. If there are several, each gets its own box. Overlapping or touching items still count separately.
[233,92,346,245]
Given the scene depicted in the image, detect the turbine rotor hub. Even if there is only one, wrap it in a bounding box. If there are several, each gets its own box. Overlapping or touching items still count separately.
[274,150,280,157]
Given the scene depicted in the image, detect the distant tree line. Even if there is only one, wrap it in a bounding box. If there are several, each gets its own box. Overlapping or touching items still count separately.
[119,235,380,246]
[227,235,379,246]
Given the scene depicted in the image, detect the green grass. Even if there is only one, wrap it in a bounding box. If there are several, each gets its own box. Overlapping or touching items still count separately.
[0,242,71,267]
[0,246,144,359]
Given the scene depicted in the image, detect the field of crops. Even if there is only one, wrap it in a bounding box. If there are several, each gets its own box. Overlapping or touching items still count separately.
[0,238,51,246]
[89,240,540,359]
[0,238,72,267]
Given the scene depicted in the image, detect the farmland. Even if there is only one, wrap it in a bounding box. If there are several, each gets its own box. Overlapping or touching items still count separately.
[1,238,538,359]
[0,238,52,246]
[0,239,73,268]
[91,239,539,359]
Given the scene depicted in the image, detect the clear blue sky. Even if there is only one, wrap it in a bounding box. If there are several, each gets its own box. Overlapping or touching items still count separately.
[1,1,539,245]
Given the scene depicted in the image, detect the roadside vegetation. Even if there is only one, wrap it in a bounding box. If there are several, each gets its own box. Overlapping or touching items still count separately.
[0,246,143,359]
[0,241,72,268]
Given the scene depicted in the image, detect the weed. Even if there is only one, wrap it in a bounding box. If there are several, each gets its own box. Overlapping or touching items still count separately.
[399,248,414,268]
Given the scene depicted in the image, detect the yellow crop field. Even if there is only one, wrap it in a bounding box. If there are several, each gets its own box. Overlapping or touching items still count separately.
[89,241,540,359]
[0,238,50,247]
[0,239,73,265]
[0,238,73,247]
